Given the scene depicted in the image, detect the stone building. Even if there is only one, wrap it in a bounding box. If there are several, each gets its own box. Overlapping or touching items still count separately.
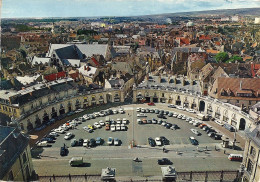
[133,75,257,131]
[0,126,34,181]
[242,125,260,182]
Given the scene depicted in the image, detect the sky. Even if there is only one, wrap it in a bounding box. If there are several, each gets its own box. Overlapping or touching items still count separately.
[1,0,260,18]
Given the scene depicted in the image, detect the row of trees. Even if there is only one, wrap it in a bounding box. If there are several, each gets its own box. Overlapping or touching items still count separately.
[215,52,243,63]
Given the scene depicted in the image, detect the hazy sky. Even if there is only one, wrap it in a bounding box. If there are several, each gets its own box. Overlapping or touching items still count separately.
[2,0,260,18]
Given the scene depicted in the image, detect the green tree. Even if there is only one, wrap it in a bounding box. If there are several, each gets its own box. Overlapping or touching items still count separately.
[215,52,229,63]
[228,55,243,63]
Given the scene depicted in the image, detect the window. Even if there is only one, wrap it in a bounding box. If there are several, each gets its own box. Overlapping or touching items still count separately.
[23,152,27,164]
[247,159,253,174]
[8,171,14,181]
[162,93,164,97]
[250,146,256,157]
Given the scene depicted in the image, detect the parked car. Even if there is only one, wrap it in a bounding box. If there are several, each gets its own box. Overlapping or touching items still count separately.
[116,124,121,131]
[215,120,224,126]
[168,104,176,108]
[99,120,105,126]
[37,141,48,147]
[121,124,126,131]
[111,125,116,132]
[69,157,83,166]
[170,124,179,130]
[122,118,128,124]
[158,158,172,165]
[148,102,155,106]
[41,137,54,143]
[136,108,141,112]
[114,138,120,146]
[155,137,162,146]
[165,123,172,129]
[60,144,68,156]
[96,137,103,145]
[137,113,147,117]
[89,138,96,147]
[107,137,114,145]
[189,136,199,145]
[94,122,101,129]
[78,138,84,146]
[49,132,59,137]
[190,129,201,136]
[71,139,78,147]
[83,139,89,147]
[119,108,124,114]
[160,136,169,145]
[54,128,65,134]
[148,137,156,147]
[105,124,110,131]
[64,133,74,140]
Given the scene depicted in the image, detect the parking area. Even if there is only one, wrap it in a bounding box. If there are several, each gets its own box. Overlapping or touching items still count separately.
[32,103,243,177]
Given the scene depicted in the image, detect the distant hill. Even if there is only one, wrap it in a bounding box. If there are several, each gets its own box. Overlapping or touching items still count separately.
[140,7,260,18]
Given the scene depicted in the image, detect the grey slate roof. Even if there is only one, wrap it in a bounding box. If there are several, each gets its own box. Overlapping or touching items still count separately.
[76,44,108,58]
[245,125,260,147]
[0,126,29,179]
[55,45,80,60]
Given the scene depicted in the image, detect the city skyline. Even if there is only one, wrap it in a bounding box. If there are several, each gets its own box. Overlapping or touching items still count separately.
[2,0,260,18]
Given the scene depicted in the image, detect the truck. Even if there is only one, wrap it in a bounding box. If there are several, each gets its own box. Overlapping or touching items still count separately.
[196,113,208,121]
[69,157,83,166]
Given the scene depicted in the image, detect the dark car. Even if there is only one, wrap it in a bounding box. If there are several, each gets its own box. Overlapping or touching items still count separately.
[189,137,199,145]
[60,144,68,156]
[41,137,54,143]
[158,120,163,125]
[165,123,172,129]
[155,110,160,114]
[171,124,179,129]
[165,111,169,115]
[147,120,152,124]
[160,136,169,145]
[96,137,103,145]
[148,137,156,147]
[157,114,167,119]
[89,138,96,147]
[157,158,172,165]
[214,134,222,140]
[45,134,56,139]
[78,138,84,146]
[206,128,215,134]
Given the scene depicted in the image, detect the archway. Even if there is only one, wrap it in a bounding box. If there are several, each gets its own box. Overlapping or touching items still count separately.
[199,101,205,111]
[175,96,181,105]
[75,99,81,109]
[51,107,58,118]
[35,115,41,127]
[68,102,72,112]
[106,94,112,103]
[27,121,33,131]
[239,118,246,130]
[59,104,65,115]
[43,112,49,123]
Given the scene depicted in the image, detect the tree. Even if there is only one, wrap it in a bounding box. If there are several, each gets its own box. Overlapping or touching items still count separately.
[228,55,243,63]
[215,52,229,63]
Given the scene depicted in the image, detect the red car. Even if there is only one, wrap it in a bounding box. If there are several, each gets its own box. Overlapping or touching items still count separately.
[148,102,155,106]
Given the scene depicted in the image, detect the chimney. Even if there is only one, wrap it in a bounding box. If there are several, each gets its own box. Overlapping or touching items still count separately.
[240,80,242,90]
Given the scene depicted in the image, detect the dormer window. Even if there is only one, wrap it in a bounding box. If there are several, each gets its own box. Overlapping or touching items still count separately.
[220,88,225,96]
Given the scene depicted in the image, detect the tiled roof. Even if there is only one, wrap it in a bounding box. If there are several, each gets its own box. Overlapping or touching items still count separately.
[216,77,260,100]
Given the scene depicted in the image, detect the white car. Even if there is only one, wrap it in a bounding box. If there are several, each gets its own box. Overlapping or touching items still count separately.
[190,129,201,136]
[94,112,100,117]
[136,108,141,112]
[111,124,116,132]
[37,141,48,147]
[64,132,73,140]
[83,139,89,147]
[215,120,224,126]
[54,128,65,134]
[114,138,120,146]
[49,132,59,137]
[116,118,122,124]
[99,112,105,117]
[83,114,90,120]
[137,113,147,117]
[193,121,200,127]
[107,137,114,145]
[189,120,194,124]
[182,116,186,120]
[173,114,178,118]
[141,108,146,113]
[119,108,124,114]
[189,109,196,113]
[161,121,167,126]
[99,120,105,126]
[116,124,121,131]
[122,118,128,124]
[94,122,101,129]
[155,137,162,146]
[120,124,126,131]
[113,109,118,114]
[177,115,183,119]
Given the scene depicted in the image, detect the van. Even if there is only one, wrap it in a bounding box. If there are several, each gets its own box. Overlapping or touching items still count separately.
[196,114,208,121]
[224,124,235,132]
[69,157,83,166]
[105,116,110,122]
[228,154,243,161]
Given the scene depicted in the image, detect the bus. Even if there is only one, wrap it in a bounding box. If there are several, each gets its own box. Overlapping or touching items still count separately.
[228,154,243,161]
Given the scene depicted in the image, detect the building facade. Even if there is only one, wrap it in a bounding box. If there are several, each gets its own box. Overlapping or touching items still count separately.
[133,75,257,131]
[242,126,260,182]
[0,126,34,181]
[0,78,124,132]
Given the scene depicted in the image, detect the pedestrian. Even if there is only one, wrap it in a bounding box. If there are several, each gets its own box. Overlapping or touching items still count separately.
[215,145,217,151]
[224,150,226,154]
[197,146,199,151]
[205,146,207,151]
